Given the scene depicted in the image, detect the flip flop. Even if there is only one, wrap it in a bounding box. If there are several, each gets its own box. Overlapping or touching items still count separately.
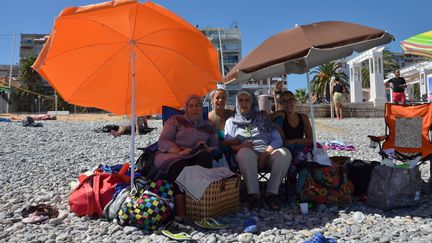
[304,232,336,243]
[243,218,257,233]
[161,230,191,241]
[22,212,49,224]
[194,218,229,229]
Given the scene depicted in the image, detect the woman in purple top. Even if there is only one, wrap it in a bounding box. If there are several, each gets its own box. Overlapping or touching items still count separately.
[154,95,218,220]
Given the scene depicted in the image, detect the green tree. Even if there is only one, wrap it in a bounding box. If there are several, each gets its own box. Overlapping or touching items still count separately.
[361,48,400,88]
[294,88,308,104]
[18,56,91,112]
[310,61,349,100]
[18,56,46,111]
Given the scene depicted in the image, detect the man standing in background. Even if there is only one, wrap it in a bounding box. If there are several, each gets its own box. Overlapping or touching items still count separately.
[384,69,407,104]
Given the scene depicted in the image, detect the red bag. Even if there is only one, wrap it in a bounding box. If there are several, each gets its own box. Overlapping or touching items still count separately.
[69,172,128,217]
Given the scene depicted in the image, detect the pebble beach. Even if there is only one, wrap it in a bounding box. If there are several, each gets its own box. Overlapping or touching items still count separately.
[1,115,431,242]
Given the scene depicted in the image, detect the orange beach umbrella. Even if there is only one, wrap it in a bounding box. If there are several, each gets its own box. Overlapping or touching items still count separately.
[33,0,221,185]
[33,0,220,116]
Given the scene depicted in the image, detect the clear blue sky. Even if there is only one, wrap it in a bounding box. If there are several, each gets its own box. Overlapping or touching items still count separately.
[2,0,431,91]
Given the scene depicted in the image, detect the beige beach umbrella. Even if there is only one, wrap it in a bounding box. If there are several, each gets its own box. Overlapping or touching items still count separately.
[224,21,393,155]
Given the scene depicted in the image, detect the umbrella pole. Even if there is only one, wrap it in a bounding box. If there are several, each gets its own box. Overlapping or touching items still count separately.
[129,47,136,189]
[306,69,318,154]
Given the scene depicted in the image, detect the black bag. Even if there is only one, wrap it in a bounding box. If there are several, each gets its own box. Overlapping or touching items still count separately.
[346,160,380,196]
[135,143,166,180]
[102,124,119,133]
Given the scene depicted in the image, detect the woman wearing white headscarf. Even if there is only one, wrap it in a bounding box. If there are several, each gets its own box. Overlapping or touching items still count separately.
[224,90,292,211]
[155,94,218,220]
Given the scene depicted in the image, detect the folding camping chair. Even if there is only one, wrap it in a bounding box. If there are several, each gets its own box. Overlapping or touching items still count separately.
[368,103,432,192]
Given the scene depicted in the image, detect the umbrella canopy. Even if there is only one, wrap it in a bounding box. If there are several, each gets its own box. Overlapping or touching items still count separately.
[224,21,393,83]
[223,21,393,156]
[401,30,432,58]
[32,0,221,187]
[33,0,221,116]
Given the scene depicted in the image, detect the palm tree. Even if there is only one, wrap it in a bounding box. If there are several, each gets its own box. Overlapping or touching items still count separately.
[361,48,399,88]
[294,88,308,104]
[19,56,43,92]
[18,56,45,111]
[310,61,349,100]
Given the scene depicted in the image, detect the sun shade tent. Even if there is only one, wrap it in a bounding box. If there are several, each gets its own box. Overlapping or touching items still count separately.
[224,21,393,155]
[401,30,432,58]
[32,0,221,187]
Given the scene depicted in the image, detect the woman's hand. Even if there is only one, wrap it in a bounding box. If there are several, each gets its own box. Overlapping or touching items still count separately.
[231,140,253,153]
[178,148,192,156]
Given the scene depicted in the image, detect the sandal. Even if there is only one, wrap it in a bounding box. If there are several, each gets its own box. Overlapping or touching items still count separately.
[265,194,281,211]
[304,232,336,243]
[247,194,260,212]
[194,218,229,229]
[243,217,257,233]
[22,212,49,224]
[20,204,59,219]
[161,230,191,241]
[162,221,194,235]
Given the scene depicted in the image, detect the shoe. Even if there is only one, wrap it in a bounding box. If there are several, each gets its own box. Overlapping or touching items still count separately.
[161,230,191,241]
[247,195,260,212]
[243,218,257,233]
[163,220,194,235]
[304,232,336,243]
[22,212,49,224]
[265,194,281,211]
[194,218,229,229]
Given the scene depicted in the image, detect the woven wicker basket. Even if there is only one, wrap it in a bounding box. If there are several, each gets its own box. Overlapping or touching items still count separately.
[186,174,240,220]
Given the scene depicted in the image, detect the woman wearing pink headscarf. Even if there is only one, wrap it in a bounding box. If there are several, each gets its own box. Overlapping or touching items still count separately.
[154,95,218,220]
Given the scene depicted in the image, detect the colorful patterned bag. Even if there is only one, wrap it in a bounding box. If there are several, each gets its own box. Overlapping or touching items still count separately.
[118,178,174,230]
[296,164,354,205]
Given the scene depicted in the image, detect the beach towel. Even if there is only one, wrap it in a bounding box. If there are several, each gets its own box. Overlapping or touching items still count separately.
[323,140,356,151]
[175,166,235,200]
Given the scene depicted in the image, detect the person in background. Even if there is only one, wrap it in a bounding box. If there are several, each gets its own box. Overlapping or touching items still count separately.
[111,116,149,137]
[272,80,283,111]
[154,95,218,221]
[384,69,407,104]
[225,90,292,211]
[427,90,432,102]
[332,77,345,119]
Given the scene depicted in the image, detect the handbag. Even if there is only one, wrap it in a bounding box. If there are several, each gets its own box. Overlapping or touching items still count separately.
[69,172,125,217]
[367,165,421,210]
[296,163,354,205]
[117,178,174,230]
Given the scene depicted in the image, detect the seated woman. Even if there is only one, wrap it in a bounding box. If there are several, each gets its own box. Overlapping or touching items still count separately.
[111,116,149,137]
[271,91,313,147]
[224,90,292,211]
[207,88,238,168]
[154,95,218,221]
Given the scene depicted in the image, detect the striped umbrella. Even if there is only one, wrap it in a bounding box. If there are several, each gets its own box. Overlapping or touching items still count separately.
[401,31,432,58]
